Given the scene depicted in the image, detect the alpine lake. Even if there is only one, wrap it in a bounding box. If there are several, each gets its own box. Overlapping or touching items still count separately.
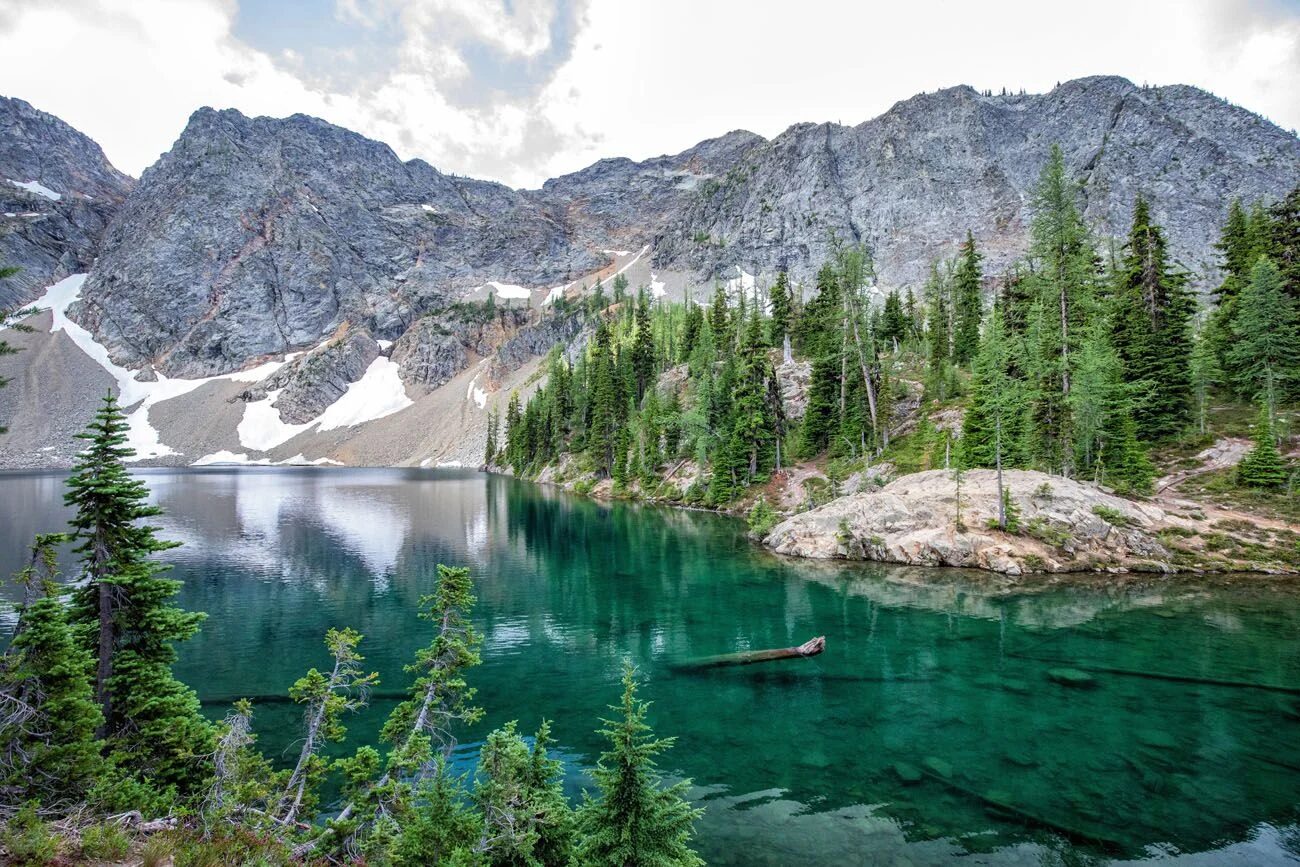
[1,467,1297,866]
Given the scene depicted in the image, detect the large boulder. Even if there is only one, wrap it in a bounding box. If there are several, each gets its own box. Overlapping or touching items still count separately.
[764,469,1172,575]
[241,325,380,424]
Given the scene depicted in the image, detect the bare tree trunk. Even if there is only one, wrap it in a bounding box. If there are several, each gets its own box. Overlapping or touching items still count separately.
[782,332,792,366]
[849,316,882,447]
[93,533,113,738]
[995,412,1005,530]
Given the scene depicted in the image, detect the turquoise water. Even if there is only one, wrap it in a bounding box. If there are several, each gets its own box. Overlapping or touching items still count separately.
[1,468,1298,865]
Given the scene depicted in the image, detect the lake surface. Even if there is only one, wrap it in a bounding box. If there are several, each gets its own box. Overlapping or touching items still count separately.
[1,468,1298,865]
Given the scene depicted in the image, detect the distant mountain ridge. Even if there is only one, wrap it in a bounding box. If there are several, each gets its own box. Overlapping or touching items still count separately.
[3,76,1299,380]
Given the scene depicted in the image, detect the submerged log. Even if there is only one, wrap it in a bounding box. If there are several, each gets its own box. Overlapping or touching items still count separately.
[1013,654,1300,696]
[673,636,825,671]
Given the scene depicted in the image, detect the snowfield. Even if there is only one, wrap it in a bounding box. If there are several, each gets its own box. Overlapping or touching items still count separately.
[8,178,60,200]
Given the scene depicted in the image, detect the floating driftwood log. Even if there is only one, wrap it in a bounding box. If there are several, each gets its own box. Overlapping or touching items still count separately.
[674,636,825,671]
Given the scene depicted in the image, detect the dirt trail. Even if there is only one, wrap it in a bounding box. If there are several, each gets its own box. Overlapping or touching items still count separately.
[1153,436,1299,535]
[1155,437,1250,493]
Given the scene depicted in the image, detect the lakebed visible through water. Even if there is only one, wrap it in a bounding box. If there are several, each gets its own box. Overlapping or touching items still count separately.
[1,467,1298,865]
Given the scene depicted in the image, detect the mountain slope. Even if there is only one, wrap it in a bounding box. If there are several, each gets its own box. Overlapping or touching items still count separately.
[0,96,134,307]
[653,76,1300,290]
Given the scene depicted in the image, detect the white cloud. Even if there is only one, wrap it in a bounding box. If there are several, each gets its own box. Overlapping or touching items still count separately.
[0,0,1295,188]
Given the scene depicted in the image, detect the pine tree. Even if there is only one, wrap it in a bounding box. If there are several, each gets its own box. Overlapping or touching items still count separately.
[768,270,794,362]
[1021,145,1098,476]
[0,534,104,807]
[951,231,984,366]
[959,306,1023,525]
[64,393,211,791]
[630,288,657,402]
[879,289,908,350]
[473,720,575,865]
[274,628,378,825]
[574,663,704,867]
[1227,257,1300,418]
[1188,322,1223,436]
[1110,197,1194,441]
[1237,403,1288,489]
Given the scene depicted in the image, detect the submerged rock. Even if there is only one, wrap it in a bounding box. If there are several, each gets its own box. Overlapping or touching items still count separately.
[892,762,923,784]
[764,468,1176,575]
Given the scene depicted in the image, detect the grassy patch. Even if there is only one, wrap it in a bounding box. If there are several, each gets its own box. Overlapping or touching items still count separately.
[1091,504,1133,527]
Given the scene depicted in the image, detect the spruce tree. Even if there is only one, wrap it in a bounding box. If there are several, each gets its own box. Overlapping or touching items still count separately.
[1227,257,1300,418]
[1237,403,1288,489]
[574,664,704,867]
[1021,145,1098,476]
[951,231,984,366]
[473,720,575,865]
[880,289,908,350]
[1267,183,1300,301]
[768,270,794,363]
[587,323,620,477]
[1110,197,1194,441]
[64,393,211,791]
[630,288,657,402]
[0,534,104,807]
[1188,323,1223,436]
[959,305,1023,522]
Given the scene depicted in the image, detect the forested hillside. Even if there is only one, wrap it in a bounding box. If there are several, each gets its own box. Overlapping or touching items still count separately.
[495,145,1300,529]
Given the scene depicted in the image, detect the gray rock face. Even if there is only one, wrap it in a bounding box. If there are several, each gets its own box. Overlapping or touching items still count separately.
[72,108,605,376]
[243,326,379,424]
[654,77,1300,293]
[19,75,1300,385]
[0,97,134,307]
[764,468,1174,574]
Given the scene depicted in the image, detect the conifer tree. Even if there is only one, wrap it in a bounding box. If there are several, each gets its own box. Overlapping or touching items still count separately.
[768,270,794,362]
[473,719,575,865]
[798,266,843,457]
[880,289,908,350]
[951,231,984,366]
[923,263,956,401]
[0,534,103,807]
[1110,197,1194,440]
[1237,403,1288,489]
[1021,145,1098,476]
[630,288,657,402]
[958,306,1022,526]
[64,393,211,790]
[679,302,704,363]
[1267,183,1300,300]
[1188,323,1223,436]
[574,664,703,867]
[708,286,730,349]
[587,323,620,477]
[1227,257,1300,419]
[0,261,36,434]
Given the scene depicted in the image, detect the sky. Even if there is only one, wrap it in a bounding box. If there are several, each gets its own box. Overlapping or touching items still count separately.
[0,0,1297,188]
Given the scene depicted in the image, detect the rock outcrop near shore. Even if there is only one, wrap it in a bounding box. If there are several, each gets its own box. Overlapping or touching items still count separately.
[764,469,1177,575]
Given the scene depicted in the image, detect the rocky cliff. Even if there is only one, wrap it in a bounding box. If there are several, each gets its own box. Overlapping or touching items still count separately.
[0,97,134,308]
[653,76,1300,291]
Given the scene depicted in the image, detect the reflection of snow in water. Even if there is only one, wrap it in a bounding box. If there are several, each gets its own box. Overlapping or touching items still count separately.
[316,487,411,584]
[464,506,489,557]
[484,620,530,652]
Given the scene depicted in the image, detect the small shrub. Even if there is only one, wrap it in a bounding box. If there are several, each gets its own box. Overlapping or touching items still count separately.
[1,804,59,866]
[1091,504,1132,527]
[1024,516,1070,547]
[1033,482,1053,499]
[81,823,131,860]
[1022,554,1047,571]
[140,834,174,867]
[747,497,779,538]
[837,518,853,546]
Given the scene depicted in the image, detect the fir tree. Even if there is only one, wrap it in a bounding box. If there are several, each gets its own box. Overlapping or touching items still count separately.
[0,534,104,807]
[1267,183,1300,301]
[573,664,703,867]
[1227,257,1300,419]
[679,302,704,363]
[951,231,984,366]
[64,393,211,791]
[1188,322,1223,436]
[630,288,657,402]
[959,306,1022,526]
[768,270,794,363]
[473,719,575,865]
[1110,196,1194,441]
[879,288,908,350]
[587,323,620,477]
[1237,403,1288,489]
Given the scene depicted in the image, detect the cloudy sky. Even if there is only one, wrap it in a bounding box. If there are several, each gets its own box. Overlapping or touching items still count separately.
[1,0,1297,187]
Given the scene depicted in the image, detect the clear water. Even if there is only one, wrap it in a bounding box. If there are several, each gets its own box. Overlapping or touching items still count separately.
[1,467,1298,866]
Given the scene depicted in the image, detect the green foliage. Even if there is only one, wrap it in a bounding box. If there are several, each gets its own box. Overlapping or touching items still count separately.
[1110,196,1195,441]
[1,803,59,865]
[0,535,104,807]
[1091,504,1133,527]
[574,664,704,867]
[1238,404,1289,489]
[768,270,794,350]
[473,720,575,866]
[959,305,1022,471]
[80,823,132,860]
[747,496,779,538]
[951,231,984,366]
[1227,257,1299,413]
